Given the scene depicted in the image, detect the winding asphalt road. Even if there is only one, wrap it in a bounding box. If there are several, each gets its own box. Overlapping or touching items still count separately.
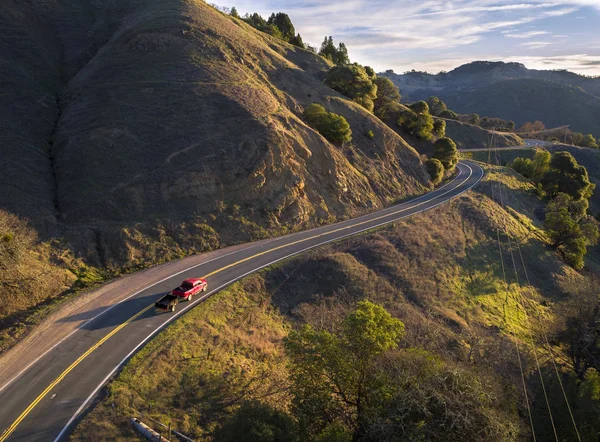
[0,160,484,441]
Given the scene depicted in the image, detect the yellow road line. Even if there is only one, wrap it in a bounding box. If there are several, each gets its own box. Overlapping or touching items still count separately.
[1,165,476,441]
[0,305,153,442]
[201,167,473,280]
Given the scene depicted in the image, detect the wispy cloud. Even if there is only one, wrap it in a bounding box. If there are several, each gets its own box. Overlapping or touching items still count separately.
[211,0,600,74]
[505,30,551,38]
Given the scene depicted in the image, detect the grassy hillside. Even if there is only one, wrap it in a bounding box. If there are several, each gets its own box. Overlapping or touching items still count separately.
[443,118,522,150]
[469,145,600,216]
[444,79,600,137]
[71,165,595,441]
[383,62,600,137]
[1,0,429,263]
[0,1,433,349]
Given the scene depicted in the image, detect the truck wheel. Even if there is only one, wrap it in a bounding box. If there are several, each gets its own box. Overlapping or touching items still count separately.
[188,294,193,301]
[170,305,175,312]
[203,285,207,292]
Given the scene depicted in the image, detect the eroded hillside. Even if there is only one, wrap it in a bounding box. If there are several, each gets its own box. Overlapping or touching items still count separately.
[0,0,429,268]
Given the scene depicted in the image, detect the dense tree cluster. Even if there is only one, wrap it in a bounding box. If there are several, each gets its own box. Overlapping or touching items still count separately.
[426,158,445,184]
[216,301,517,441]
[397,102,434,140]
[511,151,598,269]
[324,64,378,112]
[233,9,305,49]
[303,104,352,144]
[432,137,458,170]
[372,77,401,119]
[318,36,350,66]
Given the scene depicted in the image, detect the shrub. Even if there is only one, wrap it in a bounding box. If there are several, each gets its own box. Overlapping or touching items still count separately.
[427,96,447,116]
[214,401,299,442]
[409,100,429,115]
[432,119,446,138]
[373,77,401,119]
[439,109,458,120]
[541,151,594,200]
[303,104,352,144]
[432,137,458,170]
[426,158,444,184]
[397,109,434,140]
[324,64,377,112]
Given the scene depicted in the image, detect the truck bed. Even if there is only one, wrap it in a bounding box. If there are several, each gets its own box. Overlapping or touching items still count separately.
[155,293,179,311]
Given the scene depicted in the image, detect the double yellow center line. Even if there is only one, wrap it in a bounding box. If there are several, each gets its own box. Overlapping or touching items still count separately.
[0,305,152,442]
[0,164,475,441]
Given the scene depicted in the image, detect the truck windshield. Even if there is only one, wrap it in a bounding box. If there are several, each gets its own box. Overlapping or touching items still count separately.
[180,283,193,290]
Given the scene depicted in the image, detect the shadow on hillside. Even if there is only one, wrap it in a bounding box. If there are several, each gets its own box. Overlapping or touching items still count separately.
[458,237,565,301]
[58,292,167,330]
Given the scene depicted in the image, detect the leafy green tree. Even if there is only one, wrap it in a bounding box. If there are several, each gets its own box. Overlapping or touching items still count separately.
[541,152,595,201]
[432,119,446,138]
[506,120,516,131]
[288,33,305,49]
[426,158,444,184]
[319,36,337,61]
[243,13,282,38]
[433,137,458,170]
[545,193,599,270]
[334,43,349,66]
[469,113,480,126]
[303,104,352,144]
[324,65,377,112]
[364,66,375,79]
[531,150,551,180]
[372,77,400,119]
[427,96,447,116]
[409,100,429,115]
[230,6,239,18]
[581,134,599,149]
[439,109,458,120]
[511,157,535,179]
[284,301,404,440]
[214,401,299,442]
[267,13,295,41]
[397,109,434,140]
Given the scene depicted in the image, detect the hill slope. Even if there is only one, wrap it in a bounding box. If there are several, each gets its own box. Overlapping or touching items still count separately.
[72,166,598,441]
[0,0,429,267]
[382,61,600,137]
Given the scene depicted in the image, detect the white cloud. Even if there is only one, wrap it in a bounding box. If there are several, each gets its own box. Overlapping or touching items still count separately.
[210,0,600,74]
[506,30,551,38]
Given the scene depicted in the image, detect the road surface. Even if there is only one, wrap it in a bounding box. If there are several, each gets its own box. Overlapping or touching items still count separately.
[0,160,484,441]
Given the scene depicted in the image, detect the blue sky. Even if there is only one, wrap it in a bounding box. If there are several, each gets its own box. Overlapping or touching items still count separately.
[211,0,600,75]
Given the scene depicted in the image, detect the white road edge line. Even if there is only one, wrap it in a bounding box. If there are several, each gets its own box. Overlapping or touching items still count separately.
[0,166,461,394]
[53,161,483,442]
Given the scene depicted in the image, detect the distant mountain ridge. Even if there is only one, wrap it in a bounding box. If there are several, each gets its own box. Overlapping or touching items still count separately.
[382,61,600,136]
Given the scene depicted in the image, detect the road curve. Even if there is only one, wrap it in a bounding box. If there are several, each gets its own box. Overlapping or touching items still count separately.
[0,160,484,441]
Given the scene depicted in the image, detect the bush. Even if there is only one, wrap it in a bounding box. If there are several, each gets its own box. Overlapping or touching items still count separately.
[427,97,447,116]
[432,137,458,170]
[214,401,299,442]
[373,77,401,119]
[303,104,352,144]
[426,158,444,184]
[397,109,434,140]
[409,100,429,115]
[439,109,458,120]
[324,64,377,112]
[432,119,446,138]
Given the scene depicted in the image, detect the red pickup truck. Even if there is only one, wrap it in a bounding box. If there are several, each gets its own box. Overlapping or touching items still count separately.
[155,278,208,311]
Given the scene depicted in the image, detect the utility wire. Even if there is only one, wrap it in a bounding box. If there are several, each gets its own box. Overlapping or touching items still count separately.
[485,130,537,441]
[514,233,582,442]
[492,138,559,442]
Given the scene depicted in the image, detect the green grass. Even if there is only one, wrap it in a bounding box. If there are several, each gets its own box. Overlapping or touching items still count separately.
[70,166,588,441]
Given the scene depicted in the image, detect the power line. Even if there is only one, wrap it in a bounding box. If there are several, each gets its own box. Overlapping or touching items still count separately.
[486,130,537,441]
[492,136,560,441]
[514,237,582,442]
